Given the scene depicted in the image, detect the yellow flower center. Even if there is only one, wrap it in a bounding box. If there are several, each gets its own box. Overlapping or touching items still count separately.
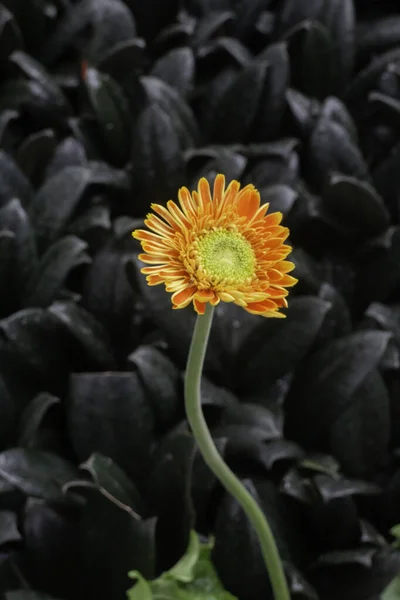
[195,229,256,284]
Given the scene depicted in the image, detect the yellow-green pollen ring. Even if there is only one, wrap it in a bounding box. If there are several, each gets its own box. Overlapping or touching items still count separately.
[195,229,256,284]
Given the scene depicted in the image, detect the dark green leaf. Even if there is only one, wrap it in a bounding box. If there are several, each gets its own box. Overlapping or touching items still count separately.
[327,369,390,477]
[9,50,71,115]
[151,47,195,97]
[128,345,180,433]
[0,308,74,394]
[286,331,391,432]
[242,138,299,188]
[16,129,57,186]
[308,111,369,189]
[312,474,380,503]
[0,230,16,315]
[208,60,269,144]
[131,102,185,209]
[217,403,283,440]
[0,448,78,500]
[187,149,248,190]
[80,452,142,513]
[212,480,301,599]
[146,430,195,572]
[82,226,136,357]
[0,511,21,545]
[29,166,93,253]
[77,486,156,593]
[128,0,180,41]
[355,227,400,306]
[223,434,303,473]
[357,14,400,54]
[48,301,116,371]
[373,141,400,219]
[67,202,111,252]
[18,392,60,449]
[321,174,390,240]
[0,198,38,301]
[45,137,87,177]
[83,0,137,63]
[345,47,400,108]
[0,4,22,58]
[277,0,355,91]
[67,372,155,487]
[2,0,46,53]
[22,498,81,598]
[25,236,90,308]
[142,76,198,150]
[285,562,318,599]
[286,88,320,137]
[0,376,18,450]
[259,184,298,217]
[0,150,32,209]
[252,42,290,141]
[317,283,352,343]
[6,592,62,600]
[285,21,335,100]
[235,297,331,395]
[83,66,132,166]
[285,331,391,476]
[313,548,377,568]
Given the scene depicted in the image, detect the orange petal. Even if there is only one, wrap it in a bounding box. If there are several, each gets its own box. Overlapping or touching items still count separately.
[138,253,171,264]
[246,299,278,313]
[213,174,225,208]
[171,286,197,308]
[146,274,163,285]
[267,269,285,282]
[237,188,260,219]
[275,297,288,308]
[195,289,217,303]
[141,265,164,274]
[178,187,197,218]
[277,260,296,274]
[151,204,181,230]
[166,200,190,229]
[279,274,298,287]
[198,178,212,212]
[267,287,288,298]
[217,179,240,217]
[166,278,190,292]
[218,291,236,302]
[160,268,188,278]
[264,212,283,227]
[194,299,206,315]
[132,229,163,243]
[250,202,269,223]
[145,214,175,237]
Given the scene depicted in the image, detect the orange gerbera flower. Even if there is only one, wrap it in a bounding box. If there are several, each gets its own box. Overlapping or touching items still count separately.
[132,174,297,317]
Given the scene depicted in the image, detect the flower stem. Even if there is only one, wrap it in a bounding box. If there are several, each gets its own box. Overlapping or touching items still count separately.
[184,304,291,600]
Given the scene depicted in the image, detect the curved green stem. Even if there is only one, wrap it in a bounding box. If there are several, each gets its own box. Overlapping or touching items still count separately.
[184,303,290,600]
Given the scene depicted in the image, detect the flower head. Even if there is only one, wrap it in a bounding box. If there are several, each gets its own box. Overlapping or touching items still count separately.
[132,174,297,317]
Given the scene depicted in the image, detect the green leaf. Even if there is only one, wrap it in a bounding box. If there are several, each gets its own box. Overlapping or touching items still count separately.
[168,531,200,583]
[126,533,237,600]
[382,574,400,600]
[152,580,187,600]
[127,571,153,600]
[390,526,400,550]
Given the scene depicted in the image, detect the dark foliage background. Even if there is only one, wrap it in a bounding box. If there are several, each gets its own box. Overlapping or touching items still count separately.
[1,0,400,599]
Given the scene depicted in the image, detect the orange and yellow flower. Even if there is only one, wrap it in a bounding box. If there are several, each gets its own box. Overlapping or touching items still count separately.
[132,174,297,317]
